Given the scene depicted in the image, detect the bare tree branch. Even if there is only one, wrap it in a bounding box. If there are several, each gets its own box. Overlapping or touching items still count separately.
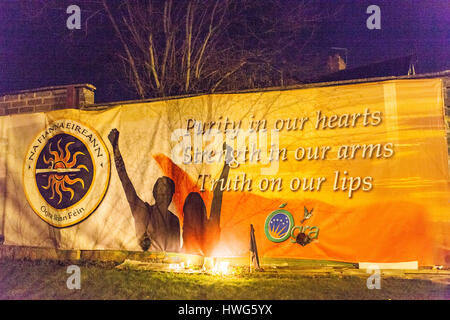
[98,0,331,98]
[102,0,145,98]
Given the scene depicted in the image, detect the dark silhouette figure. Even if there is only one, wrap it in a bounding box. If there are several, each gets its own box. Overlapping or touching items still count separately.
[108,128,180,252]
[182,144,231,256]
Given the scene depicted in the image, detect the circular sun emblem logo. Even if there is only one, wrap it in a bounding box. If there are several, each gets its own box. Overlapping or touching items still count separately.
[264,207,294,243]
[24,120,110,228]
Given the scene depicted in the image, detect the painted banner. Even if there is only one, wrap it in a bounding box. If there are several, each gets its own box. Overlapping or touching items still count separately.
[0,79,448,266]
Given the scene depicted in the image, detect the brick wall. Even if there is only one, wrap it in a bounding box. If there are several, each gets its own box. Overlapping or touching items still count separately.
[0,84,95,116]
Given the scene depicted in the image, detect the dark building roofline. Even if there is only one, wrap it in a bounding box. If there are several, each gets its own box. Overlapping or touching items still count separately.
[315,55,415,83]
[84,70,450,110]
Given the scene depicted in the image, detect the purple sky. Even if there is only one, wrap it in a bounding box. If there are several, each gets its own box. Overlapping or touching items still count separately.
[0,0,448,102]
[323,0,449,71]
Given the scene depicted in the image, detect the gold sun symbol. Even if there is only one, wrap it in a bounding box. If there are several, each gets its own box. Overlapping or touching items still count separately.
[39,138,89,204]
[269,223,288,239]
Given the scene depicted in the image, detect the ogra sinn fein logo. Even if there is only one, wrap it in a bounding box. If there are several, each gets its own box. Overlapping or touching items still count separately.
[23,120,110,228]
[264,204,319,246]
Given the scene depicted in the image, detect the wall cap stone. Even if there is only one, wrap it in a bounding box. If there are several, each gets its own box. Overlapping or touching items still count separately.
[0,83,96,97]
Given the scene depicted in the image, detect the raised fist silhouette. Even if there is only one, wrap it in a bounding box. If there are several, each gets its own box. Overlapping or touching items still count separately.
[108,128,120,148]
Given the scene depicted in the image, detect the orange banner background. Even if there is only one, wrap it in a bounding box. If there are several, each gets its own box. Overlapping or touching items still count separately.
[0,78,448,266]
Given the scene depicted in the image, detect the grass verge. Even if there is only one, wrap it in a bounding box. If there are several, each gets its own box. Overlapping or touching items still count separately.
[0,259,447,300]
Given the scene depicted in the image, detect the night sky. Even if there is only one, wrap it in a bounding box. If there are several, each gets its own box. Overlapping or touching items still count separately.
[0,0,448,103]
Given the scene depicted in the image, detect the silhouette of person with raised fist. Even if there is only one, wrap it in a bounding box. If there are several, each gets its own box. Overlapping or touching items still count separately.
[108,128,180,252]
[182,143,231,256]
